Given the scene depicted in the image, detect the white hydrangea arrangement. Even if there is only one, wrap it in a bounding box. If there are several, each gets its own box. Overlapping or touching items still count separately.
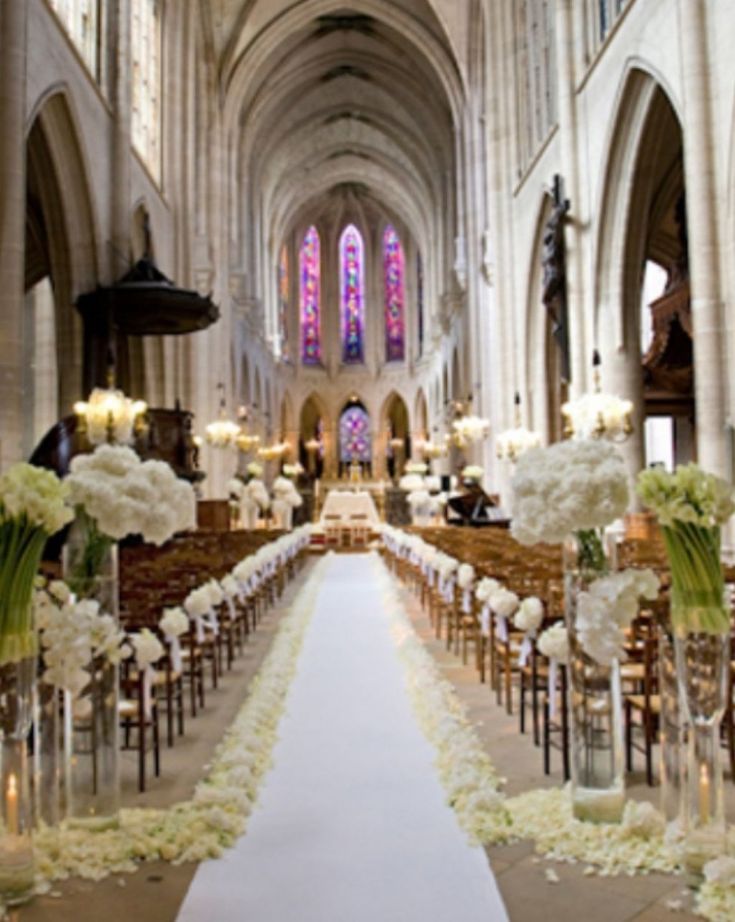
[282,463,304,478]
[0,463,74,664]
[130,628,164,671]
[575,568,659,665]
[404,461,428,475]
[511,440,629,547]
[246,461,264,479]
[488,587,519,619]
[244,478,270,510]
[475,577,501,603]
[65,445,196,601]
[399,473,425,492]
[461,465,484,482]
[227,478,243,499]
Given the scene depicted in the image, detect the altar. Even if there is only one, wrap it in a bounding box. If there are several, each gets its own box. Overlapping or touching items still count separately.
[319,489,381,526]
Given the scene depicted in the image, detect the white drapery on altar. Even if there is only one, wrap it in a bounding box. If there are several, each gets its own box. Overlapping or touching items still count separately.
[319,489,380,525]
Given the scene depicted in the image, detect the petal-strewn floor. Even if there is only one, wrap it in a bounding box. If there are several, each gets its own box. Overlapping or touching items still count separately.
[176,553,508,922]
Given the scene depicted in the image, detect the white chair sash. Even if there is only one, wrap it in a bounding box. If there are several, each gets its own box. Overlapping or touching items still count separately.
[167,635,183,674]
[205,606,220,637]
[462,588,472,614]
[143,666,155,719]
[518,631,535,667]
[496,614,508,643]
[548,658,560,719]
[480,603,491,637]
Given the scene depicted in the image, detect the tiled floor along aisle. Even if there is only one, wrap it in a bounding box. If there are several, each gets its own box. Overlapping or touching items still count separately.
[176,553,507,922]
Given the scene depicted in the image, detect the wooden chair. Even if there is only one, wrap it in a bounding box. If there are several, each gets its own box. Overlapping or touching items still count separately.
[543,661,570,779]
[119,663,161,793]
[624,633,661,786]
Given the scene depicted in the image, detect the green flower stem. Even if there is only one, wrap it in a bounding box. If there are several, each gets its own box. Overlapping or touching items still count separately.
[66,511,115,600]
[0,519,45,665]
[661,522,729,635]
[574,528,609,575]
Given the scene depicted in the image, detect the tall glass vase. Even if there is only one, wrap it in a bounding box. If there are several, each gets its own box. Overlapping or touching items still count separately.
[674,627,729,874]
[563,533,625,823]
[33,681,61,829]
[62,524,120,829]
[0,658,36,905]
[657,625,687,828]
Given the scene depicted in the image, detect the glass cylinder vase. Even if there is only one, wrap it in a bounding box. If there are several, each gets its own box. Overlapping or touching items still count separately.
[33,681,61,829]
[674,628,729,874]
[62,529,120,828]
[63,658,120,829]
[0,658,36,905]
[657,625,687,828]
[563,533,625,823]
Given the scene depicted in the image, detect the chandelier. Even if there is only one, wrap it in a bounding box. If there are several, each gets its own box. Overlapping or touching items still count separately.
[496,393,541,462]
[562,351,634,442]
[235,430,261,453]
[74,386,147,446]
[305,437,321,453]
[452,414,490,446]
[205,384,240,448]
[258,442,289,461]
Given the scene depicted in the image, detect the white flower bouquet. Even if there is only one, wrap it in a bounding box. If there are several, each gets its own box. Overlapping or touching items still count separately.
[511,438,629,572]
[282,463,304,478]
[513,596,544,633]
[637,463,735,634]
[457,564,476,590]
[475,577,501,603]
[65,445,196,599]
[462,465,484,482]
[0,463,74,663]
[537,622,569,661]
[246,461,264,479]
[272,476,303,509]
[489,587,519,619]
[245,478,270,511]
[227,478,243,499]
[399,474,425,492]
[404,461,428,475]
[575,569,659,665]
[160,606,189,639]
[130,628,165,671]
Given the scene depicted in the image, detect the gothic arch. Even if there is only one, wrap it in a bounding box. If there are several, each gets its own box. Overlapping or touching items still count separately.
[25,90,99,413]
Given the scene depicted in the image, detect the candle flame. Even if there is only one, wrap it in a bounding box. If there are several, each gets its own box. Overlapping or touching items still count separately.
[7,774,16,797]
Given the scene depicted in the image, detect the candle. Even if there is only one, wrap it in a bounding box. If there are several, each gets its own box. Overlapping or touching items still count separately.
[6,774,18,836]
[699,763,710,825]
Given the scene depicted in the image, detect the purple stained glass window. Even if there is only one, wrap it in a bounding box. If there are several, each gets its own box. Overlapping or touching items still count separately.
[339,405,371,463]
[340,224,365,364]
[384,225,405,362]
[278,244,289,360]
[300,226,321,364]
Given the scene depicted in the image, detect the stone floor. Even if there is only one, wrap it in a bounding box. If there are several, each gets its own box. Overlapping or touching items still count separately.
[14,553,734,921]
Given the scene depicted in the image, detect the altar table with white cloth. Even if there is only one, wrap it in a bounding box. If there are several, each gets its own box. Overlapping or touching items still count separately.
[319,490,380,525]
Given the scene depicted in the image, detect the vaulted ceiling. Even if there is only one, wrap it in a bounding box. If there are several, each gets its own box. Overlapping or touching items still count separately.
[207,0,465,272]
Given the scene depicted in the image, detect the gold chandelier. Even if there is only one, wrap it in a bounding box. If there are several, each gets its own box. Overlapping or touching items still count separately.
[258,441,289,461]
[205,384,240,448]
[496,393,541,462]
[562,351,634,442]
[74,386,147,446]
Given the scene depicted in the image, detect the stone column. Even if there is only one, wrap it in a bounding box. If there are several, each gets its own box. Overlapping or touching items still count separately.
[0,0,28,468]
[111,0,132,279]
[555,0,587,394]
[679,0,727,476]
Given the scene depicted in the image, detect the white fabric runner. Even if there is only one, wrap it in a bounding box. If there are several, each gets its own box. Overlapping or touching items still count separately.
[176,555,507,922]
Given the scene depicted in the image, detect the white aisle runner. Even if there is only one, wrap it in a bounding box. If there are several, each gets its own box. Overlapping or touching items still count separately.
[176,555,508,922]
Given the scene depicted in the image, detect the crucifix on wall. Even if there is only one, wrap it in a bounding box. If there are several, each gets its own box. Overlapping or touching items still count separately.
[541,174,571,384]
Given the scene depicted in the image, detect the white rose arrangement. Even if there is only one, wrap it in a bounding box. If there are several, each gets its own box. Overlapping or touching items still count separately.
[0,463,74,664]
[159,606,189,639]
[184,586,212,619]
[476,577,501,603]
[457,564,476,590]
[513,596,544,633]
[488,587,519,619]
[246,461,264,479]
[462,465,484,482]
[282,463,304,478]
[575,568,659,665]
[399,474,425,492]
[130,628,165,671]
[220,575,240,599]
[537,622,569,661]
[272,476,303,509]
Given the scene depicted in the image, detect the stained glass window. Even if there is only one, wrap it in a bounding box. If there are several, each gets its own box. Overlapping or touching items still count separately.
[417,251,424,358]
[278,244,289,361]
[49,1,104,83]
[339,225,365,364]
[339,405,372,462]
[300,226,321,364]
[131,0,162,180]
[383,225,406,362]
